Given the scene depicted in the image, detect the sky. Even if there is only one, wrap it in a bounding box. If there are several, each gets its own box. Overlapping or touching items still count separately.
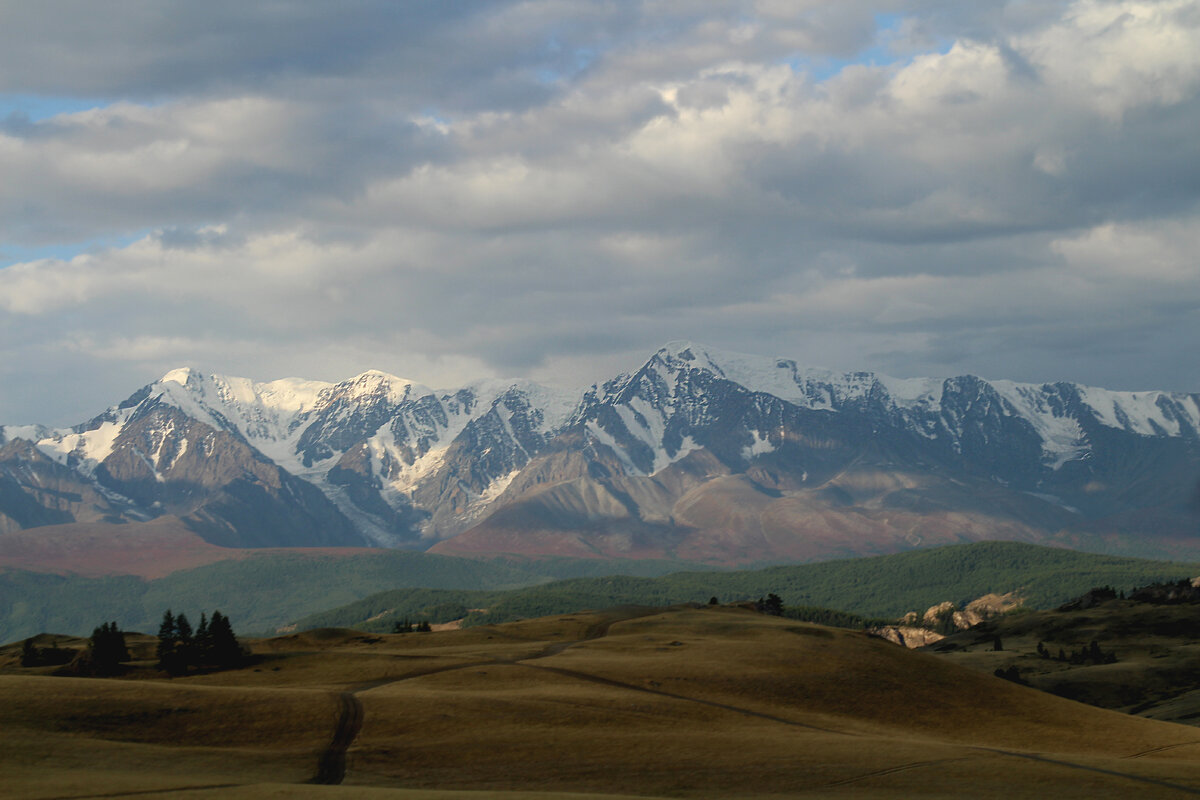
[1,0,1199,425]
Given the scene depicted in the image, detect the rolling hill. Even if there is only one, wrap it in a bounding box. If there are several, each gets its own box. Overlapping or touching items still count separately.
[4,605,1200,799]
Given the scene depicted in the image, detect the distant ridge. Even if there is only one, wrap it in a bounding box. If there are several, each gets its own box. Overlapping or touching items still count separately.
[2,540,1196,644]
[2,342,1199,564]
[292,541,1200,633]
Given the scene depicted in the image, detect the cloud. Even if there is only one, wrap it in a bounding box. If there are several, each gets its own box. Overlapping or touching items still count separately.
[1,0,1199,424]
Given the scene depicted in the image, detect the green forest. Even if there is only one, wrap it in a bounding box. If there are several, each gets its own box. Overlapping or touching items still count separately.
[289,541,1200,633]
[0,549,704,642]
[3,541,1197,642]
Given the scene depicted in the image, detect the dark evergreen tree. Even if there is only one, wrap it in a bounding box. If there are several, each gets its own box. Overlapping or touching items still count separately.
[208,611,244,668]
[175,612,194,670]
[416,620,432,632]
[757,593,784,616]
[21,638,38,667]
[157,609,195,675]
[175,612,193,643]
[194,612,213,665]
[708,596,719,606]
[993,665,1026,684]
[89,621,129,675]
[156,609,178,670]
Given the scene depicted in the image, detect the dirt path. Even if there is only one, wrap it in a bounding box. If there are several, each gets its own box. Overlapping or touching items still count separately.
[303,607,1200,795]
[308,691,364,785]
[817,758,971,788]
[972,746,1200,796]
[304,606,662,785]
[515,661,844,734]
[1126,741,1200,759]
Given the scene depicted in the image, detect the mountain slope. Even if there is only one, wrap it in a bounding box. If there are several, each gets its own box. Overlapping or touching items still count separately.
[2,342,1198,562]
[434,343,1200,562]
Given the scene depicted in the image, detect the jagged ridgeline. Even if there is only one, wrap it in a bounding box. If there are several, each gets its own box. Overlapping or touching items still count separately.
[2,342,1199,564]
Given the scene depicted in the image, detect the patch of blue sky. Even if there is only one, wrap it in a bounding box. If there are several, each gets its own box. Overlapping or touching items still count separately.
[532,35,597,87]
[0,231,151,269]
[415,106,451,127]
[0,93,110,123]
[788,12,953,82]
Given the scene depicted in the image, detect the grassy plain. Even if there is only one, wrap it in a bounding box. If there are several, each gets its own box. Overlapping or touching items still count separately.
[5,605,1200,799]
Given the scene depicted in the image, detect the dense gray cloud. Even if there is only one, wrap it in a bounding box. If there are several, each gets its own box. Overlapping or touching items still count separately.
[1,0,1199,424]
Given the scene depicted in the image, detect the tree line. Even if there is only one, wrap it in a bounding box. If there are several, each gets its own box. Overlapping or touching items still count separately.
[19,610,245,676]
[157,610,246,674]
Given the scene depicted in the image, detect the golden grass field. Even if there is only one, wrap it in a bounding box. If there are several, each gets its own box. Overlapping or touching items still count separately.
[5,605,1200,799]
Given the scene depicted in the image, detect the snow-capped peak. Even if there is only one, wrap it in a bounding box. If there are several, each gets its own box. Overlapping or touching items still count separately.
[329,370,432,406]
[159,366,198,386]
[648,341,930,411]
[623,342,1200,471]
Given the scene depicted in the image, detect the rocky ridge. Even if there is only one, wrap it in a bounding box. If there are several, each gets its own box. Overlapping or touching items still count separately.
[2,342,1198,561]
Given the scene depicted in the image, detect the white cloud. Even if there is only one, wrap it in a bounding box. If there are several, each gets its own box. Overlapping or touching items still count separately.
[1024,0,1200,118]
[2,0,1200,423]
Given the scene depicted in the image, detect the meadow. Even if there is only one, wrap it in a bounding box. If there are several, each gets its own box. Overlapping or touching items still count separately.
[5,604,1200,798]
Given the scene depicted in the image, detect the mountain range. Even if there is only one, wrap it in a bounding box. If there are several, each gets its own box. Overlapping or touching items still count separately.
[2,342,1199,565]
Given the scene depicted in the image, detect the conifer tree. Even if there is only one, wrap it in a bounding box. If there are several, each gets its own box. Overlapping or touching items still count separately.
[89,621,129,675]
[757,593,784,616]
[175,612,193,643]
[21,637,38,667]
[208,611,244,668]
[156,609,177,670]
[194,612,213,665]
[174,613,195,673]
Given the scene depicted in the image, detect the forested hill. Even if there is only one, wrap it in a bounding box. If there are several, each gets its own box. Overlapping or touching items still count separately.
[0,550,704,643]
[4,541,1197,643]
[293,541,1200,632]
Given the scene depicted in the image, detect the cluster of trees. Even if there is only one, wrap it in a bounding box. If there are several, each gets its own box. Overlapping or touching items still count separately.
[157,610,245,675]
[993,665,1027,684]
[1036,640,1117,665]
[393,619,432,633]
[20,623,131,674]
[31,622,133,675]
[783,605,881,629]
[88,622,131,674]
[755,593,784,616]
[1129,579,1200,605]
[20,638,75,668]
